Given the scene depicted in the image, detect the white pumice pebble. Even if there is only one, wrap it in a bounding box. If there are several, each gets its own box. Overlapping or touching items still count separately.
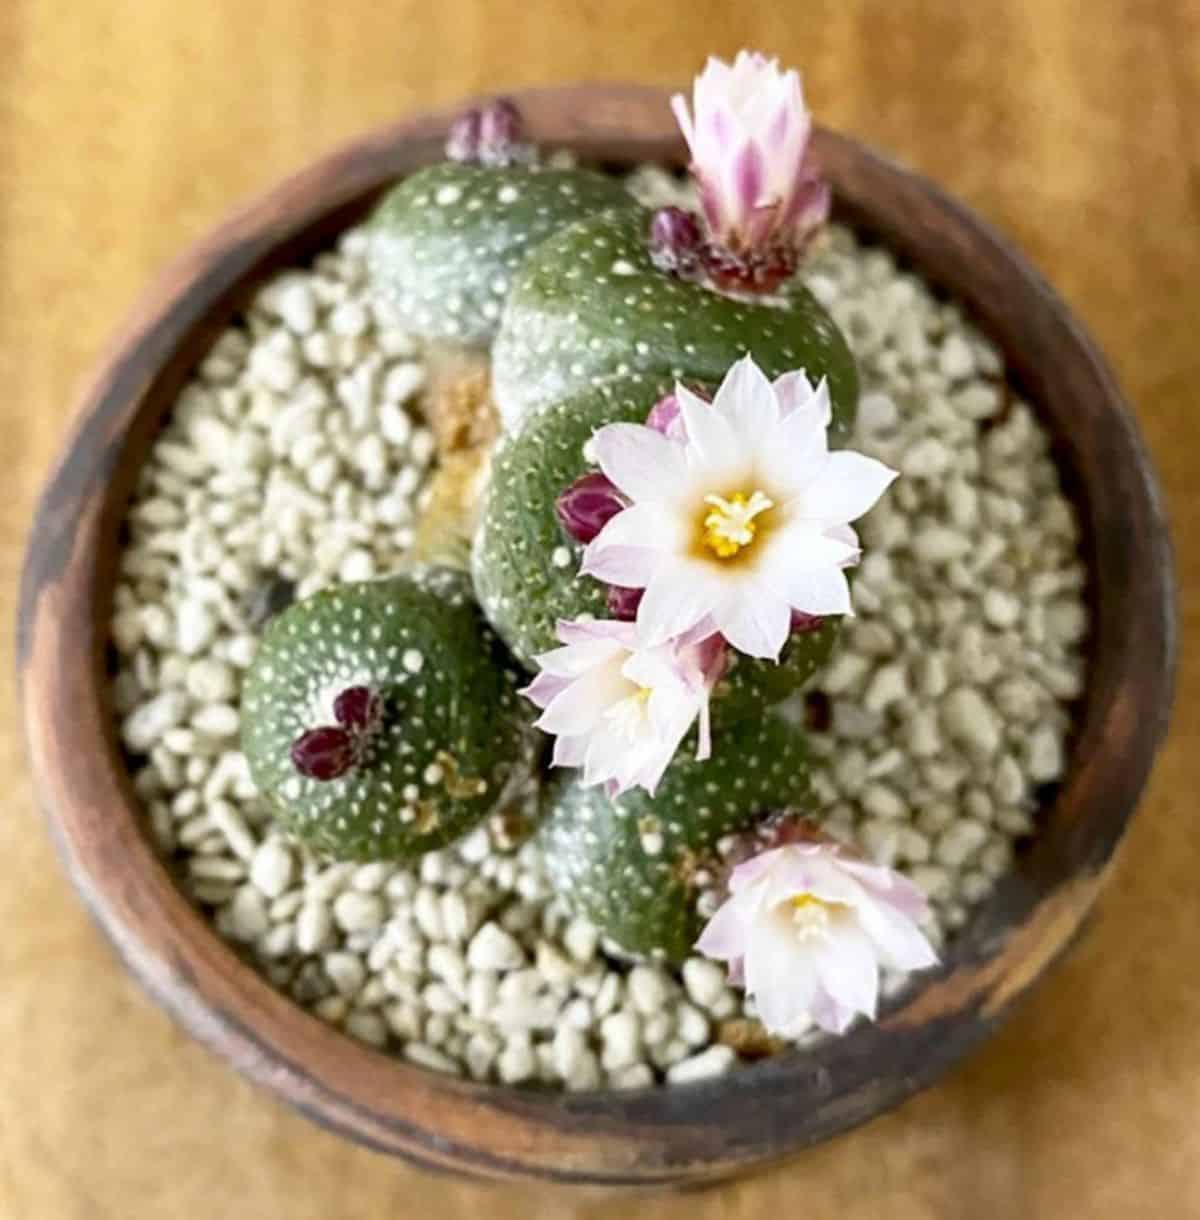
[666,1046,738,1084]
[249,838,295,899]
[467,923,526,972]
[111,212,1087,1086]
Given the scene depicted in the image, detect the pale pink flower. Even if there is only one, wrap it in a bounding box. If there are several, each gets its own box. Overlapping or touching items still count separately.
[582,355,897,660]
[671,51,830,259]
[521,619,725,797]
[697,842,938,1036]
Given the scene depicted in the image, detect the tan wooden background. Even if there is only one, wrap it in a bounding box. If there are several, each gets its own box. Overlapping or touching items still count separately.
[2,1,1198,1216]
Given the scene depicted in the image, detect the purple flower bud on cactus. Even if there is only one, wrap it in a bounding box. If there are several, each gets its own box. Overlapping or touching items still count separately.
[556,471,627,544]
[606,584,645,621]
[445,108,482,162]
[648,206,704,277]
[333,685,382,732]
[291,726,356,781]
[789,610,826,634]
[670,52,829,284]
[479,97,523,149]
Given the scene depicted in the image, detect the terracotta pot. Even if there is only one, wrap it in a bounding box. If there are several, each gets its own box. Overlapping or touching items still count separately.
[16,84,1175,1188]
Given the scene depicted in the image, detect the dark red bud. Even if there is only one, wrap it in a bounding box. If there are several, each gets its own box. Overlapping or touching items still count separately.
[702,244,798,294]
[606,585,644,621]
[290,726,356,781]
[445,108,482,162]
[333,685,381,732]
[789,610,826,634]
[555,472,626,544]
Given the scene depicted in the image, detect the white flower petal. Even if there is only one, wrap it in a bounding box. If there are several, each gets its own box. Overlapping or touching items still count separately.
[636,560,725,647]
[592,423,690,501]
[535,664,628,736]
[811,920,880,1021]
[713,354,780,449]
[711,587,792,659]
[579,542,661,588]
[796,450,899,525]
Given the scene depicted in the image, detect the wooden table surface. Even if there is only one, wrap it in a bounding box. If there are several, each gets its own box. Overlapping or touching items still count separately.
[2,1,1198,1215]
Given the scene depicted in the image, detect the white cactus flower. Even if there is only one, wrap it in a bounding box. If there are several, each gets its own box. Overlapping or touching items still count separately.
[582,355,897,660]
[697,841,938,1036]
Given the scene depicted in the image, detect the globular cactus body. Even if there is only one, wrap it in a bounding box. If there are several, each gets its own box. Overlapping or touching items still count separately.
[472,379,840,713]
[241,569,537,860]
[368,162,633,345]
[492,208,859,433]
[538,714,812,961]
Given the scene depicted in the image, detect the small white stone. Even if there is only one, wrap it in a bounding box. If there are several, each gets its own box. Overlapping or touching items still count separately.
[193,703,240,739]
[249,839,295,899]
[563,918,598,964]
[863,663,909,714]
[935,820,990,868]
[941,686,1002,757]
[467,922,525,972]
[1026,724,1065,782]
[176,600,217,656]
[329,300,369,337]
[332,890,386,933]
[228,885,270,941]
[122,691,189,753]
[405,1043,462,1075]
[497,1039,536,1084]
[666,1045,737,1084]
[681,958,727,1009]
[939,333,976,380]
[626,965,673,1015]
[402,649,424,674]
[599,1011,641,1070]
[185,658,236,704]
[295,901,334,954]
[983,589,1021,629]
[324,951,366,996]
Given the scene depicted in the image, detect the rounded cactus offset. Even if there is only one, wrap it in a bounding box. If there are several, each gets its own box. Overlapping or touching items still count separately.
[491,207,859,433]
[472,377,840,711]
[538,714,813,962]
[367,162,633,345]
[241,568,538,861]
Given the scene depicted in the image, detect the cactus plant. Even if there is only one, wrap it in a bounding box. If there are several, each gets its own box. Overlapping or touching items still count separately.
[241,568,538,860]
[472,377,840,713]
[367,162,632,346]
[537,713,813,961]
[491,207,858,433]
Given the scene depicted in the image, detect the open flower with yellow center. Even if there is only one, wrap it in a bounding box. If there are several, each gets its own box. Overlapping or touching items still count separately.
[697,842,938,1036]
[521,619,725,797]
[582,355,898,659]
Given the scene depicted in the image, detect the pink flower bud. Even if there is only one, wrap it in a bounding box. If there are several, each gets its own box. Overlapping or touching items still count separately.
[556,472,627,544]
[445,108,482,162]
[648,206,704,277]
[644,392,684,440]
[290,726,356,781]
[479,97,522,147]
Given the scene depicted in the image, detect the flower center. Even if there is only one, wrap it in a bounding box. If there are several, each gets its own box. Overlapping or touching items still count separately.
[701,490,774,558]
[605,685,653,741]
[789,893,834,938]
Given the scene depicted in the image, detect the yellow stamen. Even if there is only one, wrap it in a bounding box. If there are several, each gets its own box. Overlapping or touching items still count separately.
[606,685,653,741]
[789,892,833,936]
[701,490,774,559]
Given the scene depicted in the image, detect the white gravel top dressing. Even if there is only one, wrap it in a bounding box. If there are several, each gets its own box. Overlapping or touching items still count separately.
[109,167,1087,1089]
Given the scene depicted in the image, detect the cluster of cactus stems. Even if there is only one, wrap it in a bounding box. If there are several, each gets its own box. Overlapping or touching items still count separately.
[242,61,913,976]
